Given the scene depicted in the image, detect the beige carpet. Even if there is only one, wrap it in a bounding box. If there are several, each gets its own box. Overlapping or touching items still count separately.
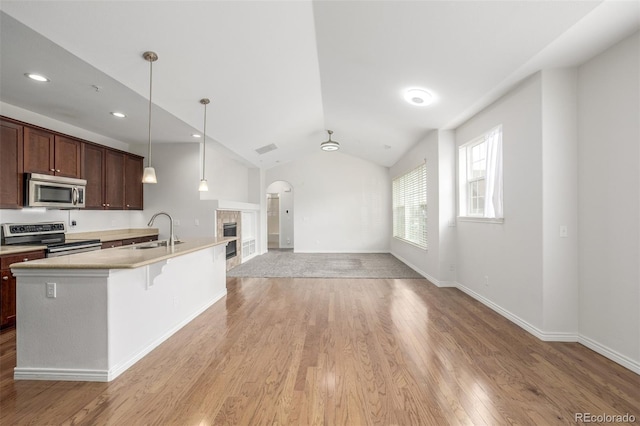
[227,251,424,279]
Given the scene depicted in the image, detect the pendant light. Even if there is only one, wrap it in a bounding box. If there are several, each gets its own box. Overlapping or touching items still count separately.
[198,98,210,192]
[320,129,340,151]
[142,51,158,184]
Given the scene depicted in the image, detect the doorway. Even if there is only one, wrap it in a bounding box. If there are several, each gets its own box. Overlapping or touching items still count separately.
[266,181,294,251]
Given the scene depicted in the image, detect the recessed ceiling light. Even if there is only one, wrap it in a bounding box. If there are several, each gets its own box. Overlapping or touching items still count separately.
[24,73,50,82]
[404,88,435,106]
[192,134,201,138]
[110,112,126,118]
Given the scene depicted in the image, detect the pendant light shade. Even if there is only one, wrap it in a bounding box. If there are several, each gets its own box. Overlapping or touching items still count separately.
[198,98,210,192]
[142,51,158,184]
[142,167,157,183]
[320,129,340,151]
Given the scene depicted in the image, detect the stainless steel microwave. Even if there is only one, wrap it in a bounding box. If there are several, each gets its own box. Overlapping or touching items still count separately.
[26,173,86,208]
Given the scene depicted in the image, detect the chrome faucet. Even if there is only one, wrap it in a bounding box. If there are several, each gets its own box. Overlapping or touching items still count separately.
[147,212,176,246]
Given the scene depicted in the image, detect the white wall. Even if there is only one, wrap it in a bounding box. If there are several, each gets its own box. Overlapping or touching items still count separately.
[577,32,639,370]
[197,142,250,203]
[143,142,254,241]
[265,151,390,253]
[389,130,440,283]
[455,74,545,330]
[541,69,579,335]
[0,102,130,152]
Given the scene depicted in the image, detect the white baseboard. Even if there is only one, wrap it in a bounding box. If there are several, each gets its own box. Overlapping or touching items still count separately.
[454,281,639,375]
[294,249,390,254]
[14,368,109,382]
[578,335,640,375]
[390,253,451,287]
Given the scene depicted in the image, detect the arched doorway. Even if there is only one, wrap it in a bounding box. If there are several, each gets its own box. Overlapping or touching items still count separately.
[266,180,294,251]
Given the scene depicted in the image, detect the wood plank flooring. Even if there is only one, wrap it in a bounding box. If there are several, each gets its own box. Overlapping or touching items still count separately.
[1,277,638,425]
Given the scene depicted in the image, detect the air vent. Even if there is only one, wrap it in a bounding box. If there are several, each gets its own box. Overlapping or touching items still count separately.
[255,143,278,155]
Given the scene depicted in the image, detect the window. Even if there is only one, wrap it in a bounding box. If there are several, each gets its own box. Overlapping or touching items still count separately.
[393,162,427,249]
[459,126,503,219]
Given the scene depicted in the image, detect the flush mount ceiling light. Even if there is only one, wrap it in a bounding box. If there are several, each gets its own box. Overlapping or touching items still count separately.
[141,51,158,184]
[110,111,126,118]
[320,130,340,152]
[404,88,435,106]
[198,98,210,192]
[24,73,50,82]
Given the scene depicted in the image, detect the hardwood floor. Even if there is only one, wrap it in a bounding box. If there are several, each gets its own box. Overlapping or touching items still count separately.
[1,277,638,425]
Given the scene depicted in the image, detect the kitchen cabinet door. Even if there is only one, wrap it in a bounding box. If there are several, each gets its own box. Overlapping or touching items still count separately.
[82,143,106,209]
[104,150,125,209]
[53,135,81,178]
[0,120,24,208]
[0,250,45,329]
[23,126,54,175]
[124,154,144,210]
[0,270,16,328]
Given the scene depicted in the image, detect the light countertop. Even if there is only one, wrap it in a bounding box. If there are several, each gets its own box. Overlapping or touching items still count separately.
[66,228,160,242]
[0,245,47,256]
[10,237,235,270]
[1,228,160,256]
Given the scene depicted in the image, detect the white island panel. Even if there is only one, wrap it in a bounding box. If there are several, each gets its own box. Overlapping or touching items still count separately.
[13,243,227,382]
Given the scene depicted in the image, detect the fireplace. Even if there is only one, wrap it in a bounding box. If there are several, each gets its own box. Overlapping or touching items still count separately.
[217,210,241,271]
[223,222,237,259]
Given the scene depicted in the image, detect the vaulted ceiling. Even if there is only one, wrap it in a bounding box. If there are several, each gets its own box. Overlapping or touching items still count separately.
[1,1,638,169]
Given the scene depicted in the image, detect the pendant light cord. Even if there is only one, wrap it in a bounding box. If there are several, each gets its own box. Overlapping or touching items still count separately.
[202,101,207,179]
[147,58,153,166]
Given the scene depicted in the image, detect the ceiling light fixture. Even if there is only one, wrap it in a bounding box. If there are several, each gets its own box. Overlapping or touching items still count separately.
[198,98,210,192]
[110,112,126,118]
[404,88,434,106]
[320,130,340,152]
[192,134,201,138]
[142,51,158,184]
[24,73,50,82]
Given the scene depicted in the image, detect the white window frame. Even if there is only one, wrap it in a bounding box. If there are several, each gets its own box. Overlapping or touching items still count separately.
[392,162,427,249]
[458,125,504,223]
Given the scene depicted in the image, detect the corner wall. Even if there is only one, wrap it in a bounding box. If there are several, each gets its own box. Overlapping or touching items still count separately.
[577,32,639,371]
[455,74,545,330]
[389,130,452,285]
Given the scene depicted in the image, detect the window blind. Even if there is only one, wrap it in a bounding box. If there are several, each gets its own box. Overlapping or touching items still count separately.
[392,162,427,249]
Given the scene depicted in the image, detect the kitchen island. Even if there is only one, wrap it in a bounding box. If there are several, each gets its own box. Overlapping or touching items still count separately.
[10,237,234,382]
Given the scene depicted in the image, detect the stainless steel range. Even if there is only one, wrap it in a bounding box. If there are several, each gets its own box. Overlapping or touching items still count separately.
[1,222,102,257]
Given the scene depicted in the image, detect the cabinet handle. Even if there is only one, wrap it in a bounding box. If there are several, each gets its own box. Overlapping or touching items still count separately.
[23,258,29,262]
[106,204,110,207]
[102,204,106,207]
[2,276,8,281]
[50,168,55,172]
[56,169,61,173]
[126,204,130,207]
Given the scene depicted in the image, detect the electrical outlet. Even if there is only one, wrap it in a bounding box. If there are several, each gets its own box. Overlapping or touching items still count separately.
[560,225,568,238]
[46,282,56,298]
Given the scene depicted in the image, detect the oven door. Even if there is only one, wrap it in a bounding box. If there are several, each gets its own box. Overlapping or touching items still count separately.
[26,173,86,208]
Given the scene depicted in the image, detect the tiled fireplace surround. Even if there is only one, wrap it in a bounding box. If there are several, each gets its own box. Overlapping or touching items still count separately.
[216,210,241,271]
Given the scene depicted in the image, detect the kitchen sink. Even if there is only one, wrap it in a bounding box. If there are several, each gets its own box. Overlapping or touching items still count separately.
[129,240,183,249]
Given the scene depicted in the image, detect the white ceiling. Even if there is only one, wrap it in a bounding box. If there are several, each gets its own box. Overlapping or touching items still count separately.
[1,1,638,169]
